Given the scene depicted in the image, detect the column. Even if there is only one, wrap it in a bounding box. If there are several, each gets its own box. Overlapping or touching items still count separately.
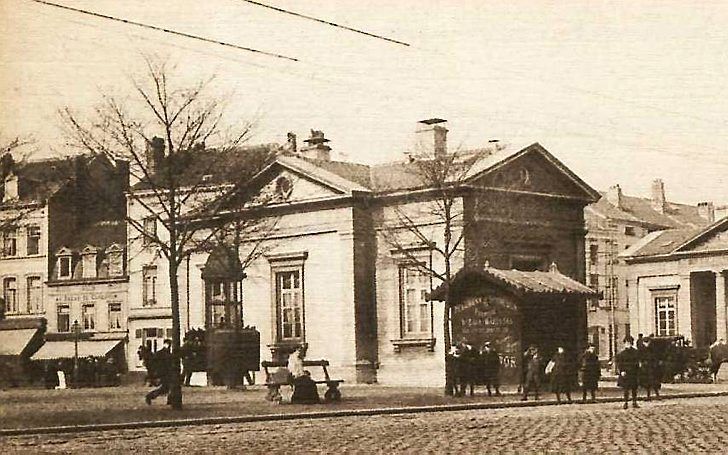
[717,271,727,341]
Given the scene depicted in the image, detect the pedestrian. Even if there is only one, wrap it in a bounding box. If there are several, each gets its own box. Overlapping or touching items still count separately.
[579,343,600,403]
[288,346,320,404]
[616,335,640,409]
[521,345,543,401]
[639,337,662,401]
[480,342,501,397]
[550,346,573,404]
[145,339,173,405]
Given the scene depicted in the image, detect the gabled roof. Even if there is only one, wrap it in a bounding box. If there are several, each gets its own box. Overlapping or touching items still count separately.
[619,217,728,260]
[275,154,371,193]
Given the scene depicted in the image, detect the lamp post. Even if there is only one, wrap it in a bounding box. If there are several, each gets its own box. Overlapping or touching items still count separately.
[72,319,81,386]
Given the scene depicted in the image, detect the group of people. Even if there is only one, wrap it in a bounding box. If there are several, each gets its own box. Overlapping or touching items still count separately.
[520,344,601,404]
[448,341,502,397]
[615,334,664,409]
[42,357,121,389]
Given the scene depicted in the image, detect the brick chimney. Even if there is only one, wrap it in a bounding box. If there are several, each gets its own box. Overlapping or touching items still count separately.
[299,130,331,161]
[651,179,667,214]
[605,184,623,209]
[286,132,297,154]
[697,202,715,223]
[145,136,165,174]
[415,118,448,157]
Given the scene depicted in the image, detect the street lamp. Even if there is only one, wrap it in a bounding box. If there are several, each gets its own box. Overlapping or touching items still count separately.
[72,319,81,386]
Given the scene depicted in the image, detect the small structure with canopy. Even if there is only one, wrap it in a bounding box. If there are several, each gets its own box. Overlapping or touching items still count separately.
[429,263,599,383]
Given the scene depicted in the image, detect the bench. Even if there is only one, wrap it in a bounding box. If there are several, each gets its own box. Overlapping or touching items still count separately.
[261,359,344,402]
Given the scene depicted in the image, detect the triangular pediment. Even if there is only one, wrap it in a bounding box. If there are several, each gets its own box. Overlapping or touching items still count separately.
[247,167,345,206]
[674,218,728,253]
[468,144,599,201]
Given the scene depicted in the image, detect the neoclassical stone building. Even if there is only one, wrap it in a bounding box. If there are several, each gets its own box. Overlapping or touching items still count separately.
[125,120,599,386]
[621,216,728,347]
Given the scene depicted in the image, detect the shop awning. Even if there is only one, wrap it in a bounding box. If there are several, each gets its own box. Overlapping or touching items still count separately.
[32,339,123,360]
[0,329,39,356]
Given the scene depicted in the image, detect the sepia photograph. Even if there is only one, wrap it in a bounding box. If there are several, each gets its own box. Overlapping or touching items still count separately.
[1,1,727,453]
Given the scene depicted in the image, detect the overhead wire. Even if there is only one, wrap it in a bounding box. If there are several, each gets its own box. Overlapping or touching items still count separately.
[236,0,410,47]
[27,0,299,62]
[15,0,728,171]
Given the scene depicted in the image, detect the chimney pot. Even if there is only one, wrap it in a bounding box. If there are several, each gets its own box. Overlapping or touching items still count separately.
[414,118,448,158]
[298,130,331,161]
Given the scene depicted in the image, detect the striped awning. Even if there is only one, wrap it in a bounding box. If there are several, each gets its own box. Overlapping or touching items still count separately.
[0,328,39,356]
[32,339,123,360]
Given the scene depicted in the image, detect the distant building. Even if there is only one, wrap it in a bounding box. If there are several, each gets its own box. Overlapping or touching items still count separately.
[0,153,128,366]
[584,180,714,362]
[620,217,728,347]
[126,121,599,386]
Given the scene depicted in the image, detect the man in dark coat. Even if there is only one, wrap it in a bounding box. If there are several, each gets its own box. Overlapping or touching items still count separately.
[521,345,543,401]
[639,337,662,400]
[550,346,573,404]
[145,339,173,405]
[616,335,641,409]
[579,344,600,403]
[480,342,501,396]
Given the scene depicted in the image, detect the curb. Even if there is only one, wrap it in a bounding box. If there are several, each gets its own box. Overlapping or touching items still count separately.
[2,390,727,437]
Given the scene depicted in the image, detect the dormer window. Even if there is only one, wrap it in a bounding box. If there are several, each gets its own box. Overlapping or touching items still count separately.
[106,243,124,277]
[3,173,18,202]
[81,245,98,279]
[57,247,73,279]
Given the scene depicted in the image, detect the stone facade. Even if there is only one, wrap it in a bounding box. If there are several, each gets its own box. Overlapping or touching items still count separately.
[620,217,728,348]
[123,127,597,386]
[584,181,713,362]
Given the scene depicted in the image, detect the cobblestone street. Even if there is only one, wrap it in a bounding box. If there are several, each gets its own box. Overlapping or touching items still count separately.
[4,395,728,454]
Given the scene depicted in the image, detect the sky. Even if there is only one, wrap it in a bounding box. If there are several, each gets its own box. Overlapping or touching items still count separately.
[1,0,727,205]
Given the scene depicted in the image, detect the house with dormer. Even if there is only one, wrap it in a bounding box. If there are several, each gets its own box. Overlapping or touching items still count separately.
[0,153,128,369]
[126,120,600,386]
[620,216,728,348]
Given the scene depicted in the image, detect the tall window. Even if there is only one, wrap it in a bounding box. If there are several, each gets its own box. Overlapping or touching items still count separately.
[142,217,157,246]
[57,305,70,332]
[207,281,224,326]
[26,276,42,313]
[108,302,123,330]
[589,273,600,290]
[3,277,18,313]
[276,270,303,341]
[26,225,41,255]
[589,244,598,265]
[2,229,17,257]
[655,295,677,336]
[58,256,72,279]
[142,266,157,306]
[82,304,95,331]
[400,265,431,336]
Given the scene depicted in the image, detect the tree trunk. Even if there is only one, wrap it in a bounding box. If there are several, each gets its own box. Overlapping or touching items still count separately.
[443,292,454,396]
[167,255,183,410]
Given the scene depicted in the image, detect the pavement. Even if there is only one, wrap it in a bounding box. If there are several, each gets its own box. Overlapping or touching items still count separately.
[3,394,728,453]
[0,381,726,437]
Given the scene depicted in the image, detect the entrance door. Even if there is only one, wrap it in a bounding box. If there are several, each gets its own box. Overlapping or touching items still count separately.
[690,272,717,348]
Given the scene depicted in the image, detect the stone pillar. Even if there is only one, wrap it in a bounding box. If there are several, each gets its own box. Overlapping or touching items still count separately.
[717,271,727,341]
[678,274,692,342]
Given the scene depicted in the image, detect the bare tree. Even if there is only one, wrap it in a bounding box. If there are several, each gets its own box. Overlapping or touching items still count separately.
[381,146,490,395]
[61,57,275,409]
